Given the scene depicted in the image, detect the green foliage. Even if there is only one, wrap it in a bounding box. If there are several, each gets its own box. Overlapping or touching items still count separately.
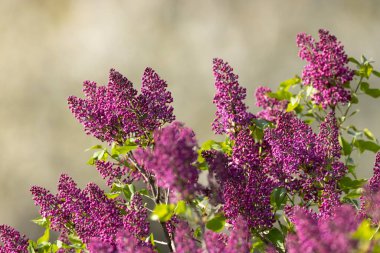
[206,214,226,232]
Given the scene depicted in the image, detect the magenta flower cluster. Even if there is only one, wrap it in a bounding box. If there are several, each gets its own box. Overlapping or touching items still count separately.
[296,29,354,108]
[134,122,199,200]
[286,205,361,253]
[0,225,29,253]
[68,68,174,143]
[2,29,379,253]
[255,86,288,121]
[31,174,149,248]
[212,58,254,137]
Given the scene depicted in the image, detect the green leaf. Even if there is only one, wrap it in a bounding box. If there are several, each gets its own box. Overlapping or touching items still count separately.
[364,128,376,141]
[87,157,96,165]
[279,76,301,91]
[354,139,380,153]
[270,187,287,210]
[350,93,359,104]
[286,95,300,112]
[151,204,175,222]
[28,241,37,253]
[206,214,226,232]
[339,177,367,191]
[360,82,380,98]
[148,233,155,246]
[197,140,221,164]
[37,227,50,245]
[111,143,137,156]
[339,135,352,156]
[193,227,202,239]
[175,201,187,215]
[266,228,285,252]
[32,217,48,228]
[305,85,316,97]
[373,70,380,78]
[357,62,373,79]
[353,220,373,240]
[105,192,120,199]
[85,144,103,152]
[268,90,292,101]
[348,57,361,66]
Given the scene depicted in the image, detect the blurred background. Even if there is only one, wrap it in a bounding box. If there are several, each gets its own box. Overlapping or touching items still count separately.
[1,0,380,239]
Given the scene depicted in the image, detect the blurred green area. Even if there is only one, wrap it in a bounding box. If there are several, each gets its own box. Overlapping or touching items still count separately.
[0,0,380,239]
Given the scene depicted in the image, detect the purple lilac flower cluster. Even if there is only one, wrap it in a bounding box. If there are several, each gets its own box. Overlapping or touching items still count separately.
[264,111,346,216]
[255,86,288,122]
[31,174,149,247]
[0,225,29,253]
[286,205,361,253]
[173,217,251,253]
[68,68,174,143]
[134,122,199,200]
[361,152,380,223]
[3,29,380,253]
[95,160,129,187]
[212,58,254,137]
[88,231,154,253]
[296,29,354,108]
[203,147,274,230]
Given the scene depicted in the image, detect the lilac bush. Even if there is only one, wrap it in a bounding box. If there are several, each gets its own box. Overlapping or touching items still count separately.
[2,29,380,252]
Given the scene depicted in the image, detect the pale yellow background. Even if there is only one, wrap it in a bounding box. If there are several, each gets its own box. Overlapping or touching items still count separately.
[0,0,379,239]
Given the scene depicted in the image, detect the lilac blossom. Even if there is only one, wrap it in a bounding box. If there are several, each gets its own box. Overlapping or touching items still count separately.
[264,112,345,212]
[286,205,361,253]
[122,193,150,240]
[173,221,201,253]
[88,231,154,253]
[255,86,287,121]
[31,174,150,247]
[361,152,380,222]
[203,150,274,229]
[212,58,254,137]
[95,160,130,187]
[224,216,251,253]
[0,225,29,253]
[316,111,341,160]
[296,29,354,108]
[68,68,174,143]
[134,122,199,200]
[204,231,228,253]
[204,217,251,253]
[265,112,319,175]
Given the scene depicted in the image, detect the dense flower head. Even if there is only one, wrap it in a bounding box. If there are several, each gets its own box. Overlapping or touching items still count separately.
[368,152,380,193]
[96,160,131,187]
[134,122,199,200]
[224,216,252,253]
[88,231,154,253]
[361,152,380,222]
[203,150,274,229]
[30,186,65,230]
[0,225,29,253]
[316,111,341,160]
[232,129,260,167]
[255,86,288,121]
[122,193,150,240]
[204,231,228,253]
[174,221,201,253]
[286,205,361,253]
[31,174,127,245]
[264,112,345,209]
[296,29,354,108]
[265,112,319,175]
[212,58,254,137]
[68,68,174,143]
